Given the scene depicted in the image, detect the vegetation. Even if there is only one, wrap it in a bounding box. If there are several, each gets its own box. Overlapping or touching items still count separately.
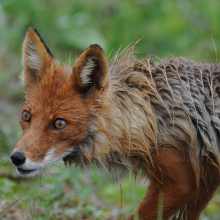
[1,0,220,219]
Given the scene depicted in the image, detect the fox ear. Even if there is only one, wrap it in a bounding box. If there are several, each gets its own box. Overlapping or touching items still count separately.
[72,45,109,95]
[21,28,53,86]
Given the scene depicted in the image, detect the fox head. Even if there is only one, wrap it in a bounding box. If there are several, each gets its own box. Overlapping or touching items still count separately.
[10,28,109,177]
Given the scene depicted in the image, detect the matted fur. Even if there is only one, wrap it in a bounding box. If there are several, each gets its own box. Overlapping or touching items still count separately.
[64,53,220,182]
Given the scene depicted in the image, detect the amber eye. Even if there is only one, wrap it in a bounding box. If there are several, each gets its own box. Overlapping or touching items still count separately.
[53,119,67,130]
[22,110,31,122]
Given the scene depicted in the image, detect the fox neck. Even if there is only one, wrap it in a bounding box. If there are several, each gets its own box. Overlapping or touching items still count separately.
[69,65,157,174]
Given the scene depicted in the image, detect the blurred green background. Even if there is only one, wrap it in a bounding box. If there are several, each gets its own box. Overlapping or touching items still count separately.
[1,0,220,219]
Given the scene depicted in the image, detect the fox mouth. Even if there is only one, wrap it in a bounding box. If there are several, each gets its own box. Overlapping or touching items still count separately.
[16,167,42,177]
[13,149,73,177]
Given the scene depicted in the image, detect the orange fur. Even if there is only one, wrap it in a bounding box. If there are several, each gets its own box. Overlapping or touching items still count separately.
[11,28,220,220]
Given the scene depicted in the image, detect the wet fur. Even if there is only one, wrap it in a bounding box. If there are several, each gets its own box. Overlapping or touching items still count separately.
[66,54,220,219]
[12,28,220,220]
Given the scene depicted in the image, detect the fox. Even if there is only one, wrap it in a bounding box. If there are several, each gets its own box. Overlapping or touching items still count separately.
[10,27,220,220]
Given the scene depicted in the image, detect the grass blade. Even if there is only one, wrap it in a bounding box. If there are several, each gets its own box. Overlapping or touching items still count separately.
[0,198,20,218]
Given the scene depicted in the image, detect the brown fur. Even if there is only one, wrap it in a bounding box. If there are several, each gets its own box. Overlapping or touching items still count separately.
[11,28,220,219]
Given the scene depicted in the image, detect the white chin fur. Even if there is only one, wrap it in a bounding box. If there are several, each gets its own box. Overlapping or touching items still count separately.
[14,148,73,177]
[16,167,43,177]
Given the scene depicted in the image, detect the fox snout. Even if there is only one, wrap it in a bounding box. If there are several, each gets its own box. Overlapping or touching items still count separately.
[10,151,26,166]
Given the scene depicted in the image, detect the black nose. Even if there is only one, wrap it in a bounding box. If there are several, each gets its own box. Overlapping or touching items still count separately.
[10,152,26,166]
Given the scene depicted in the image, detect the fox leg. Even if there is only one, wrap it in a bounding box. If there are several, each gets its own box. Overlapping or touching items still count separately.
[176,161,220,220]
[177,181,219,220]
[127,148,197,220]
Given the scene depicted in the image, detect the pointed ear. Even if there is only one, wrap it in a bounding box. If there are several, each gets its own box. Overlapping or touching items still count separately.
[72,44,109,95]
[21,28,53,87]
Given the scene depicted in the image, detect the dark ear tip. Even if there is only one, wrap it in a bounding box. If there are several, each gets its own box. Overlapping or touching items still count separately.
[28,27,40,36]
[26,27,53,57]
[89,44,103,51]
[28,27,37,33]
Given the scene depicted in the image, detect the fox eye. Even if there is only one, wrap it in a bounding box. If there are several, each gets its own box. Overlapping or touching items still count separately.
[53,119,67,130]
[22,110,31,122]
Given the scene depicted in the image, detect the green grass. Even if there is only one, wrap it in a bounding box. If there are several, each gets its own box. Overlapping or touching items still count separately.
[0,160,147,219]
[1,155,220,219]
